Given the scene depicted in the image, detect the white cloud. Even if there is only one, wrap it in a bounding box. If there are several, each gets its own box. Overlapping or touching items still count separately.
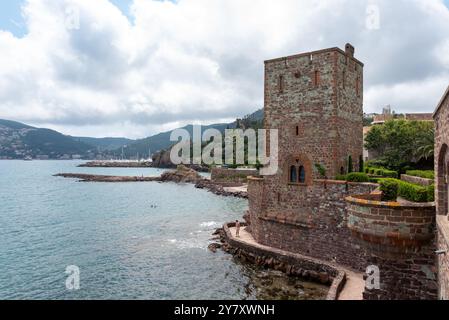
[0,0,448,137]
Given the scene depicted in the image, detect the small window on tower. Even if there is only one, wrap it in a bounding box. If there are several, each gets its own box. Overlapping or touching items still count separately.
[313,71,320,87]
[296,126,299,136]
[343,71,346,89]
[279,75,284,93]
[356,76,360,96]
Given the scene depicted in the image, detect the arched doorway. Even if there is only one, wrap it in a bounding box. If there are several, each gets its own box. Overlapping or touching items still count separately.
[437,144,448,216]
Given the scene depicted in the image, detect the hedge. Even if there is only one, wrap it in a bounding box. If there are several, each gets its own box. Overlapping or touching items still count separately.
[405,170,435,180]
[334,173,370,182]
[379,179,399,201]
[365,167,399,178]
[345,173,370,182]
[379,178,434,203]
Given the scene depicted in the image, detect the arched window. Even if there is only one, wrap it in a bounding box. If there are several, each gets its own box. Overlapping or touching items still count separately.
[290,165,297,183]
[299,166,306,183]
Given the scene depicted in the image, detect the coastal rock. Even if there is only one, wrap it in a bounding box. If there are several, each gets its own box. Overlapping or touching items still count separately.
[195,180,248,199]
[160,165,204,183]
[78,161,152,168]
[208,243,222,253]
[54,173,159,182]
[152,149,175,168]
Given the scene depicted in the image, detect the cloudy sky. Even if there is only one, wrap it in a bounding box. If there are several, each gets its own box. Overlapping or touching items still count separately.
[0,0,448,138]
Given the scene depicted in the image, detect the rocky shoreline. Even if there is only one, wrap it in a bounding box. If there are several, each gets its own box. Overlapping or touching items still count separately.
[54,173,160,182]
[55,165,248,198]
[208,225,345,300]
[78,161,153,168]
[195,180,248,199]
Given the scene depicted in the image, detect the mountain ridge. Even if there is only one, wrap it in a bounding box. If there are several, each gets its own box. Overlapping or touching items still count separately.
[0,109,263,159]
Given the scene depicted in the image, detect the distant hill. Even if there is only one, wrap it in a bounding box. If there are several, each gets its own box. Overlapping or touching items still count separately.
[113,109,264,159]
[72,137,134,151]
[0,120,96,159]
[0,109,263,160]
[114,123,232,159]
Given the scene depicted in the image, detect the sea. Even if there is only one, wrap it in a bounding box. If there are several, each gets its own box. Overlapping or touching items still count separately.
[0,160,327,300]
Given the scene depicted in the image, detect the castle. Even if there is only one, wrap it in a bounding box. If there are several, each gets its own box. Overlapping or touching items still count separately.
[243,44,445,299]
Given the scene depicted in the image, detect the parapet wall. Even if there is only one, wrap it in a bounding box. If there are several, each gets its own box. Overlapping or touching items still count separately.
[248,177,438,299]
[221,222,346,300]
[211,168,259,183]
[248,178,378,271]
[401,174,434,186]
[346,194,437,300]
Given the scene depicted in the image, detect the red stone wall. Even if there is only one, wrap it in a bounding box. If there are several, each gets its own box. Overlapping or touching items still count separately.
[248,179,377,270]
[263,46,363,180]
[434,87,449,300]
[346,195,437,300]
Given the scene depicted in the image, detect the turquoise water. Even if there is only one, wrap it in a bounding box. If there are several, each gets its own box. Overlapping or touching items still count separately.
[0,161,327,300]
[0,161,248,299]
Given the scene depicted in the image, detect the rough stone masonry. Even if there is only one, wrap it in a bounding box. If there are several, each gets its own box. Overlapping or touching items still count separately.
[245,44,440,300]
[434,86,449,300]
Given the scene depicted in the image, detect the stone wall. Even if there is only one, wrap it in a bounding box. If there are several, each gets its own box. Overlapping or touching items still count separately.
[346,194,437,300]
[248,178,377,271]
[401,174,434,186]
[211,168,258,183]
[434,86,449,300]
[263,45,363,179]
[405,113,433,121]
[221,222,346,300]
[437,216,449,300]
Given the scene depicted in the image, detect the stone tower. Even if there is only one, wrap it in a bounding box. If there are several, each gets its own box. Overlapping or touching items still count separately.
[264,43,363,180]
[248,44,369,270]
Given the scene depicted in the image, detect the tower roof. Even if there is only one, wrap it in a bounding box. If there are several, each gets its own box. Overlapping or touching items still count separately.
[264,45,364,67]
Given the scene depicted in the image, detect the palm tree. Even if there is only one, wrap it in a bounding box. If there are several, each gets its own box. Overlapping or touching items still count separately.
[415,127,434,161]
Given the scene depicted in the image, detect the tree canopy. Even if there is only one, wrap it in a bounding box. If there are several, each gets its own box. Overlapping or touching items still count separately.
[364,120,434,171]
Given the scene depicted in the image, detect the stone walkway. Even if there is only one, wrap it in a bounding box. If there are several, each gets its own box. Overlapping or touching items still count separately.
[229,226,364,300]
[223,185,248,193]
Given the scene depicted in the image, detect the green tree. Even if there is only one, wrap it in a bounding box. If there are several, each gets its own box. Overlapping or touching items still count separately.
[414,126,434,161]
[364,120,434,171]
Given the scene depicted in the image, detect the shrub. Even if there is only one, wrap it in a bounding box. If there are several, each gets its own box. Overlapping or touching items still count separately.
[378,178,434,203]
[405,170,435,180]
[348,155,353,174]
[398,180,430,202]
[346,172,370,183]
[335,174,347,181]
[369,177,381,183]
[365,166,399,178]
[381,169,399,179]
[379,179,399,201]
[315,163,327,178]
[359,155,364,173]
[427,185,435,202]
